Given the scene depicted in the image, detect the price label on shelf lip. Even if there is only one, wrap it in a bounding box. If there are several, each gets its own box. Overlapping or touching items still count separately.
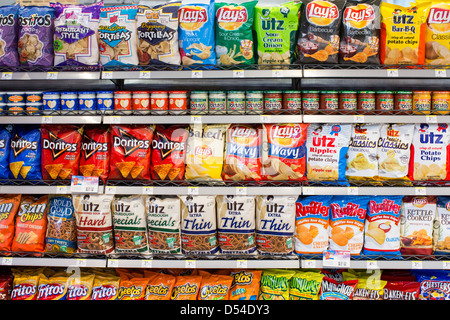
[387,69,399,77]
[435,69,447,78]
[139,71,151,79]
[233,70,244,78]
[1,72,12,80]
[70,176,99,194]
[47,72,58,80]
[323,250,351,268]
[191,71,203,78]
[102,71,113,79]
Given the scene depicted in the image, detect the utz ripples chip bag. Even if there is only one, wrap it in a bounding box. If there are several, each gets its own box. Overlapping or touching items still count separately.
[0,5,19,67]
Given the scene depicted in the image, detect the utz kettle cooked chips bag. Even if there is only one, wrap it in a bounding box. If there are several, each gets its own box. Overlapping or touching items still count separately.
[9,125,42,180]
[215,0,257,65]
[0,5,19,67]
[423,1,450,65]
[254,1,301,67]
[179,0,216,66]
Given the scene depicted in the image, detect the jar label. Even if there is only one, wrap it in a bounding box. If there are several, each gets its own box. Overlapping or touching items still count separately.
[397,98,412,110]
[433,100,449,111]
[302,97,320,110]
[360,98,375,110]
[285,97,301,110]
[342,98,357,110]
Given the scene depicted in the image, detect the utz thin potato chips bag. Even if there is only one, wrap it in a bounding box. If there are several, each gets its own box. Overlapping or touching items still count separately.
[79,126,110,183]
[380,1,430,65]
[329,195,369,255]
[423,1,450,65]
[297,0,345,64]
[0,126,12,179]
[99,5,139,66]
[434,196,450,254]
[223,124,262,181]
[262,124,308,181]
[0,5,19,67]
[255,1,301,67]
[215,0,257,65]
[151,125,188,181]
[409,123,450,181]
[289,271,325,300]
[0,194,21,252]
[179,0,216,66]
[110,124,155,180]
[9,125,41,180]
[295,196,332,255]
[41,125,83,180]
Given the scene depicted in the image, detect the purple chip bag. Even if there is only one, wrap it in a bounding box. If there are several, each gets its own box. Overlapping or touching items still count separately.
[18,6,55,67]
[0,5,19,67]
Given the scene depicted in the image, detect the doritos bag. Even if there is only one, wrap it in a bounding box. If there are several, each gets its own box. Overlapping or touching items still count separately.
[151,125,188,181]
[0,194,21,252]
[110,124,155,180]
[0,5,19,67]
[423,1,450,65]
[18,5,55,66]
[11,195,48,253]
[9,125,42,180]
[179,0,216,66]
[339,0,381,64]
[41,125,83,180]
[0,126,12,179]
[99,5,139,66]
[79,126,110,183]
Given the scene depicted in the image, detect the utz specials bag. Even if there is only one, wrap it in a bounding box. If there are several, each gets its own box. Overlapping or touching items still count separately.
[136,1,181,65]
[0,5,19,67]
[41,125,83,180]
[423,1,450,65]
[262,124,308,181]
[0,126,12,179]
[99,5,139,66]
[179,0,216,66]
[9,125,42,180]
[18,6,55,66]
[434,196,450,255]
[52,2,102,66]
[79,126,110,183]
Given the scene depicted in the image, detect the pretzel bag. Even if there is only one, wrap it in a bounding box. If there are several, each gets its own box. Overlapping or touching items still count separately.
[45,195,77,253]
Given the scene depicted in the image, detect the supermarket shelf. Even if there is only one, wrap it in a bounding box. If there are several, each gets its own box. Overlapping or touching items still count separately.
[302,66,449,78]
[303,114,450,124]
[302,186,450,196]
[1,70,101,81]
[0,115,102,124]
[0,184,105,194]
[0,256,107,268]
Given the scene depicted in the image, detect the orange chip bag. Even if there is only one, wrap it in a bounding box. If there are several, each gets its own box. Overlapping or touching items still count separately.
[0,194,21,252]
[144,270,176,300]
[11,195,48,253]
[229,269,262,300]
[171,275,202,300]
[117,275,149,300]
[198,270,233,300]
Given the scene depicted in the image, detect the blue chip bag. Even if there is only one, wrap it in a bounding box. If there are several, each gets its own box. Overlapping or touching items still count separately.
[46,195,77,253]
[435,196,450,255]
[9,125,42,180]
[0,125,12,179]
[179,0,216,66]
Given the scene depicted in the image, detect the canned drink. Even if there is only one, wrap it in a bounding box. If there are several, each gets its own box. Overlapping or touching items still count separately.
[169,91,188,114]
[8,103,25,115]
[245,91,263,114]
[133,91,151,114]
[114,91,132,114]
[190,91,208,114]
[26,102,43,115]
[150,91,168,114]
[97,91,114,113]
[43,91,61,114]
[26,92,43,104]
[78,91,97,112]
[7,92,25,104]
[227,91,245,114]
[208,91,226,114]
[60,91,79,113]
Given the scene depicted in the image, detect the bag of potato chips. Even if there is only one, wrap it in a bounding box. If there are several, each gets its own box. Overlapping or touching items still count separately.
[380,1,430,65]
[434,196,450,255]
[422,1,450,65]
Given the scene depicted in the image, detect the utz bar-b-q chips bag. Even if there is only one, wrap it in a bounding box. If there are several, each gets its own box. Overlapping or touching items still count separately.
[262,124,308,181]
[52,2,102,66]
[0,5,19,67]
[215,0,257,65]
[110,124,155,180]
[0,194,21,251]
[41,125,83,180]
[179,0,216,66]
[18,6,55,66]
[254,1,301,67]
[423,1,450,65]
[0,126,11,179]
[99,5,139,67]
[79,126,110,182]
[434,196,450,254]
[297,0,345,64]
[329,196,369,255]
[409,123,450,181]
[9,125,42,180]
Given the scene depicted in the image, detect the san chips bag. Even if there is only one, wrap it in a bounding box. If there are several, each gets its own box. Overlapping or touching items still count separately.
[110,124,155,180]
[423,1,450,65]
[41,125,83,180]
[9,125,42,180]
[79,125,110,182]
[151,125,188,181]
[0,194,22,251]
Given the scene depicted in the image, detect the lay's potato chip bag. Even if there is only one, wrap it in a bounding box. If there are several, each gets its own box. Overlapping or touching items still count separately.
[422,1,450,65]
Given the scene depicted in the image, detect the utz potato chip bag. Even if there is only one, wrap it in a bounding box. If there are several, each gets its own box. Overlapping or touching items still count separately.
[295,196,332,255]
[434,196,450,254]
[18,6,55,66]
[79,126,110,183]
[409,123,450,181]
[136,1,181,65]
[228,269,262,300]
[0,126,12,179]
[151,125,188,181]
[380,1,430,65]
[109,124,155,180]
[254,1,301,67]
[52,2,102,66]
[320,277,358,300]
[41,125,83,180]
[423,1,450,65]
[179,0,216,66]
[339,0,381,64]
[329,196,369,255]
[306,124,351,182]
[0,5,19,67]
[262,124,308,181]
[99,5,139,66]
[297,0,345,64]
[215,0,257,65]
[223,124,262,181]
[363,196,403,255]
[259,269,295,300]
[289,271,325,300]
[9,125,42,180]
[0,194,21,252]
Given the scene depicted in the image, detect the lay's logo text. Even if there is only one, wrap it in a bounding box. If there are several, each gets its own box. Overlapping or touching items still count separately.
[217,6,247,31]
[428,7,450,25]
[344,4,375,28]
[306,0,339,26]
[179,6,208,30]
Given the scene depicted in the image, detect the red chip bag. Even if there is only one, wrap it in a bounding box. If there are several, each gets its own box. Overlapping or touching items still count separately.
[151,125,188,181]
[79,126,110,182]
[0,194,22,252]
[41,125,84,180]
[319,277,358,300]
[383,281,421,300]
[109,125,155,180]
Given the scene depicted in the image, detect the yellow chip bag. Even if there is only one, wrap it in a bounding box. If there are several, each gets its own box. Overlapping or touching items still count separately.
[289,271,325,300]
[259,269,295,300]
[422,1,450,65]
[380,1,430,65]
[342,271,386,300]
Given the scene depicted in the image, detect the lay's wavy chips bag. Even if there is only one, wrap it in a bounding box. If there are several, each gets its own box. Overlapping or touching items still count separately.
[179,0,216,66]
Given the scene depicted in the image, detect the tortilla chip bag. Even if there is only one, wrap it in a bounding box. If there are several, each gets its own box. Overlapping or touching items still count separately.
[9,125,42,180]
[79,125,110,182]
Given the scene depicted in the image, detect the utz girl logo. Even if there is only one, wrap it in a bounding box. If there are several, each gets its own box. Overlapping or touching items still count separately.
[179,6,208,31]
[427,5,450,33]
[306,0,339,26]
[344,4,375,29]
[216,5,248,31]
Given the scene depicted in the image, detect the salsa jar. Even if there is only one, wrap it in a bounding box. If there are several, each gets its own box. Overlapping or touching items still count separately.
[208,91,227,114]
[357,91,376,112]
[394,91,413,113]
[190,91,208,114]
[227,91,246,114]
[246,91,263,114]
[376,91,394,114]
[320,91,339,114]
[339,91,357,114]
[283,90,301,113]
[264,91,283,114]
[302,90,320,114]
[413,91,431,114]
[432,91,450,115]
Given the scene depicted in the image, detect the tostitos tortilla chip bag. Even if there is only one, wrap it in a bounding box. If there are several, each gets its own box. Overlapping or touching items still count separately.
[179,0,216,66]
[380,1,430,65]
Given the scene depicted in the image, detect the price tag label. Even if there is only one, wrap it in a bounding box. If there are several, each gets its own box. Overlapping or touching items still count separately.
[353,115,365,123]
[442,261,450,270]
[192,71,203,78]
[103,71,113,79]
[142,186,154,195]
[347,187,358,195]
[387,69,399,77]
[301,259,317,268]
[108,259,119,268]
[303,186,315,195]
[435,69,447,78]
[105,186,117,194]
[260,115,272,123]
[71,176,99,194]
[185,260,196,268]
[366,260,378,269]
[56,185,69,194]
[236,187,247,196]
[41,116,53,124]
[141,259,153,268]
[236,260,248,268]
[188,186,199,195]
[415,187,427,196]
[411,261,423,269]
[110,116,121,124]
[190,116,202,124]
[75,259,87,267]
[47,72,58,80]
[426,115,437,123]
[1,257,12,266]
[323,250,351,268]
[233,70,244,78]
[272,70,283,77]
[1,72,12,80]
[139,71,151,79]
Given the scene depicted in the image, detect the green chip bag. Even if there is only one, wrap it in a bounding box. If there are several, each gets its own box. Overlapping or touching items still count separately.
[215,0,257,65]
[254,1,301,67]
[259,269,295,300]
